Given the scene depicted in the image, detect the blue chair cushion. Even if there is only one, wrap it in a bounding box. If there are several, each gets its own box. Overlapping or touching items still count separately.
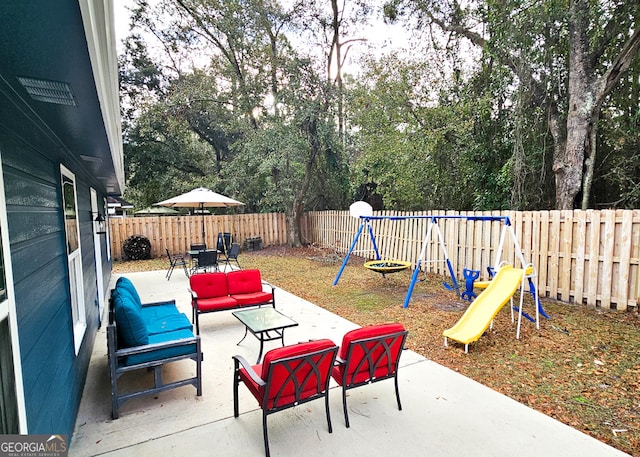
[116,277,142,310]
[140,302,182,321]
[124,329,197,366]
[114,293,148,348]
[112,286,140,310]
[145,311,193,335]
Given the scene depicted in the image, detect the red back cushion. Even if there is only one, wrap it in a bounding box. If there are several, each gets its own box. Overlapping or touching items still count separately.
[227,269,262,295]
[189,272,229,299]
[261,339,337,409]
[339,323,406,384]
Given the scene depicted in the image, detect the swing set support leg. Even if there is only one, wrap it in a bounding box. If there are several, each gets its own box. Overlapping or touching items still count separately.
[333,219,366,286]
[403,260,422,308]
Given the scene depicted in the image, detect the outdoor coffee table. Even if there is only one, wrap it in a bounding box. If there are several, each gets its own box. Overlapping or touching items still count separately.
[232,307,299,363]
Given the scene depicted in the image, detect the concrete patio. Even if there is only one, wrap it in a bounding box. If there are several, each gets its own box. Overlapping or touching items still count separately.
[69,269,630,457]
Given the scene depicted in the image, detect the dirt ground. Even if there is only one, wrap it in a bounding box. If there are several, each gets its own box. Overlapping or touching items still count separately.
[114,245,640,455]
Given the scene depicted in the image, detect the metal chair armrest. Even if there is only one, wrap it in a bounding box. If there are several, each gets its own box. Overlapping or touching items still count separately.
[141,299,177,308]
[233,354,266,387]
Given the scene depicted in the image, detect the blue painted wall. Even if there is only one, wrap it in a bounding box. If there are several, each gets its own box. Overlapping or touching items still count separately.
[0,85,109,435]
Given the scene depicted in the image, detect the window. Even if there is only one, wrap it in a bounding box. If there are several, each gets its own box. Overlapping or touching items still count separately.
[0,317,18,433]
[0,148,25,433]
[0,234,6,302]
[0,230,18,433]
[61,166,86,354]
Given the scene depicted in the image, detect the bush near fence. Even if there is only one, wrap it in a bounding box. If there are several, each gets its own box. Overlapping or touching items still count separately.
[109,209,639,311]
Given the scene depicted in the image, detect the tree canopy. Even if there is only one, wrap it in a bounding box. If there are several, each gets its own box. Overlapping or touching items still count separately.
[119,0,640,245]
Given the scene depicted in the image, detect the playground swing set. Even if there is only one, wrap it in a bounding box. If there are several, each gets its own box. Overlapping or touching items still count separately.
[333,202,549,352]
[332,202,413,282]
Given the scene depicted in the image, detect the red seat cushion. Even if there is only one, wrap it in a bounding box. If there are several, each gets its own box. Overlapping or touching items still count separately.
[227,269,263,295]
[231,291,273,306]
[333,323,406,386]
[239,339,337,410]
[196,296,238,312]
[190,272,229,300]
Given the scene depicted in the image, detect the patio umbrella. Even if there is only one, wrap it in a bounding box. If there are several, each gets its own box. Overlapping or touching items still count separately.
[155,187,244,242]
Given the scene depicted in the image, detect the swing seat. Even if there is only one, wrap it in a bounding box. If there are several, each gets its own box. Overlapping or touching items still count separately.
[364,260,411,274]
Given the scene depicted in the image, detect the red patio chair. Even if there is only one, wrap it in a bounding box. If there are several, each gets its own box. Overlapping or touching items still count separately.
[233,339,338,457]
[331,323,408,428]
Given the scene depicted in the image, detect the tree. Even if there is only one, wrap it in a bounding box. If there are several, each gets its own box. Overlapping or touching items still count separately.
[294,0,371,142]
[235,57,347,246]
[385,0,640,209]
[592,57,640,208]
[121,0,349,244]
[347,55,489,210]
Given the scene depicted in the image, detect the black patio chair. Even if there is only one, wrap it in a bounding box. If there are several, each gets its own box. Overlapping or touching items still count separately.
[165,248,189,280]
[189,243,207,272]
[223,242,241,270]
[217,233,232,259]
[193,250,219,273]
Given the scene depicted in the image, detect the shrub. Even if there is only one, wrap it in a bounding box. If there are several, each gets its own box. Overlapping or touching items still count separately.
[122,235,151,260]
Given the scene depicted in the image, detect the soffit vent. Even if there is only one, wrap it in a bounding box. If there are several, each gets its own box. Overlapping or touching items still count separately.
[16,77,77,106]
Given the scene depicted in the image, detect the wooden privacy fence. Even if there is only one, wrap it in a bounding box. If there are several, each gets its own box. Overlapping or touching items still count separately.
[109,209,640,311]
[109,212,287,260]
[304,209,640,311]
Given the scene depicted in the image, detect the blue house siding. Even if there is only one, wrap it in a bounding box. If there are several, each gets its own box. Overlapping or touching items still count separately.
[0,1,122,437]
[0,119,106,435]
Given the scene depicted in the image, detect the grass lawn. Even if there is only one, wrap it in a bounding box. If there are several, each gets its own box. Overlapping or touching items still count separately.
[114,246,640,455]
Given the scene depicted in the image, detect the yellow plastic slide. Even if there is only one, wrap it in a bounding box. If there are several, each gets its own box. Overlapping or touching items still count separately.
[443,265,524,347]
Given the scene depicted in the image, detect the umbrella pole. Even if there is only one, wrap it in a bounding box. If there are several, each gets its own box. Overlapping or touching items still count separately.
[200,203,205,245]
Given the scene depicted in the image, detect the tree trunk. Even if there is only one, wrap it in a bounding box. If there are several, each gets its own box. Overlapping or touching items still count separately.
[554,112,591,209]
[581,110,599,209]
[285,113,321,247]
[287,197,305,247]
[552,0,589,209]
[553,0,640,209]
[329,0,344,142]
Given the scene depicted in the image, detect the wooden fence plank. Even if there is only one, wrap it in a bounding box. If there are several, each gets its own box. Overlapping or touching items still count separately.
[559,210,573,302]
[522,211,532,268]
[538,211,549,297]
[631,210,640,308]
[616,210,632,311]
[531,210,540,282]
[573,211,587,305]
[601,211,616,308]
[586,211,601,308]
[548,211,561,299]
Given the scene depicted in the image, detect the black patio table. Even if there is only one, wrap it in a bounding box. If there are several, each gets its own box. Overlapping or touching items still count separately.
[232,307,299,363]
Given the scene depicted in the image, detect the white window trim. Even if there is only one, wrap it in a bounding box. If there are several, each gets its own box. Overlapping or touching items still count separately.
[61,165,86,355]
[0,153,28,432]
[104,197,111,261]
